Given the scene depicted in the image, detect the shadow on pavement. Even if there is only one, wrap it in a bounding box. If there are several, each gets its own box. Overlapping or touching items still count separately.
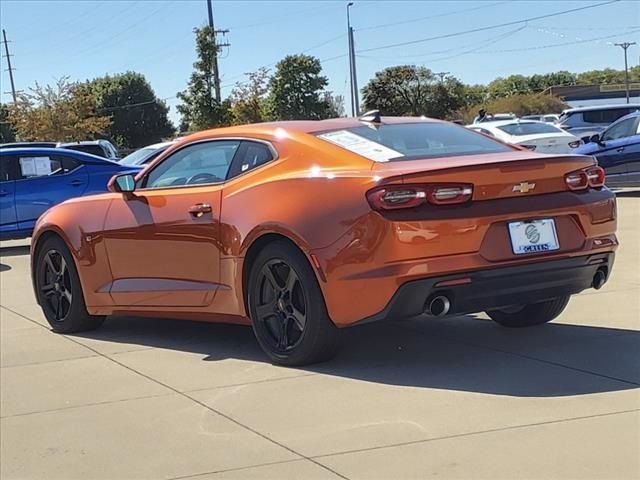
[73,313,640,398]
[614,190,640,198]
[0,245,31,258]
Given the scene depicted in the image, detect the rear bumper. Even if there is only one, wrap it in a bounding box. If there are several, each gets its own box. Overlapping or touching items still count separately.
[356,252,615,325]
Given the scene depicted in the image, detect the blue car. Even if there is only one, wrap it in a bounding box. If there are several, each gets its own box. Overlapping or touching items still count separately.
[0,147,141,239]
[575,111,640,188]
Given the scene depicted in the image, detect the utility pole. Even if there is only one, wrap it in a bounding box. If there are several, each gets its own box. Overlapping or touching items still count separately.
[615,42,636,104]
[347,2,359,116]
[1,29,17,103]
[434,71,450,83]
[206,0,229,102]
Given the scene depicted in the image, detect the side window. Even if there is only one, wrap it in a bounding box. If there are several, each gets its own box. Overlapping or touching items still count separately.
[15,155,79,179]
[602,118,637,141]
[227,141,275,179]
[0,156,21,181]
[143,140,241,189]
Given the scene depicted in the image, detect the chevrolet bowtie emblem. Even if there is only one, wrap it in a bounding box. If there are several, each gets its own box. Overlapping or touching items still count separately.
[513,182,536,193]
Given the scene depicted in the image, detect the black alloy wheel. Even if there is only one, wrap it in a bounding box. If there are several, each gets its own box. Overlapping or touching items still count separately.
[254,259,307,353]
[40,249,73,322]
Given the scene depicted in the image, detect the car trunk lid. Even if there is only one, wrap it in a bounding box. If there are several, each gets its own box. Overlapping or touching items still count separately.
[371,151,595,200]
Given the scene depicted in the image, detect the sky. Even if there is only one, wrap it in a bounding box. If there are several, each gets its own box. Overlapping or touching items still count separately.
[1,0,639,124]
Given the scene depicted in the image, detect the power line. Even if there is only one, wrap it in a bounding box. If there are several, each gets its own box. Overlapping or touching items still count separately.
[357,0,619,54]
[474,29,640,54]
[356,1,507,32]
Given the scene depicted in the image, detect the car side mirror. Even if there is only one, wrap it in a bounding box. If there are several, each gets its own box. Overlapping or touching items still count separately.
[589,134,604,145]
[108,173,136,193]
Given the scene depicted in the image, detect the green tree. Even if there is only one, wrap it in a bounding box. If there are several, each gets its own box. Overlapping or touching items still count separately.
[230,67,270,124]
[8,77,110,142]
[89,72,174,149]
[0,104,17,143]
[177,26,232,131]
[323,92,346,118]
[487,74,533,98]
[361,66,466,118]
[576,67,639,85]
[266,54,333,120]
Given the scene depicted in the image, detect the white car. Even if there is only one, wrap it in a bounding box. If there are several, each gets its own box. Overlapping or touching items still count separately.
[468,120,582,154]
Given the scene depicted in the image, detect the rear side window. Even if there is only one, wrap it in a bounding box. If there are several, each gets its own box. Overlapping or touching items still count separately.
[583,108,633,124]
[497,122,562,136]
[226,141,275,179]
[316,122,512,162]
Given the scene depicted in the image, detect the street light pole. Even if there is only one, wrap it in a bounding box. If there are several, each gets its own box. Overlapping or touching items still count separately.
[347,2,359,116]
[615,42,636,104]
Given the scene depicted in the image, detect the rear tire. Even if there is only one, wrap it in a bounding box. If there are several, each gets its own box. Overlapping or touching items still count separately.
[35,236,105,334]
[487,296,570,328]
[248,240,340,366]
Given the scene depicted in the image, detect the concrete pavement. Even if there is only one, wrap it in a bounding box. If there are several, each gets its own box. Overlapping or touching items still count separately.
[1,194,639,479]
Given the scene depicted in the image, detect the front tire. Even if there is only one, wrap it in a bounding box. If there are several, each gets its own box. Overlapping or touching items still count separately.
[35,236,105,333]
[487,296,570,328]
[248,240,340,366]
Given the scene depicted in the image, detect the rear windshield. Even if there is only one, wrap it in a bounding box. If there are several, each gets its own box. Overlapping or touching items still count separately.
[120,147,161,166]
[64,144,105,157]
[316,122,512,162]
[497,122,562,136]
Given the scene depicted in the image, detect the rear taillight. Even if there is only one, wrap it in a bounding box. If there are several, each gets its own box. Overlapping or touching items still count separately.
[586,165,605,187]
[568,140,582,148]
[367,184,473,211]
[565,166,605,191]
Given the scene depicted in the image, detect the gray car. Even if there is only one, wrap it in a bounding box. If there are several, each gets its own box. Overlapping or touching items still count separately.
[558,104,640,139]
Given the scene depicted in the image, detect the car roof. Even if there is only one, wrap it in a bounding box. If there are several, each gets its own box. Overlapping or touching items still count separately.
[470,120,544,128]
[182,117,444,143]
[142,141,177,149]
[57,140,110,146]
[0,147,118,164]
[561,104,640,114]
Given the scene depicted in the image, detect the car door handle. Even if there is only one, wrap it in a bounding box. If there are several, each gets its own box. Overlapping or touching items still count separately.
[0,190,8,197]
[68,179,84,186]
[616,147,625,153]
[188,203,212,217]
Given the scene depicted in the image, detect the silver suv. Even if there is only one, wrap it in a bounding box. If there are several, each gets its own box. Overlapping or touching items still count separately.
[559,104,640,138]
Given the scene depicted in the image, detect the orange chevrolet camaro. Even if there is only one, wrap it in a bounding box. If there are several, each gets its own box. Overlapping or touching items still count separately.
[30,115,618,365]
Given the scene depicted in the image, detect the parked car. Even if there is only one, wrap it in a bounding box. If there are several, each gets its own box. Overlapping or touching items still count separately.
[468,120,582,154]
[558,104,640,138]
[119,141,177,166]
[57,140,119,160]
[575,111,640,187]
[1,142,58,149]
[1,147,140,240]
[29,116,617,365]
[522,114,560,124]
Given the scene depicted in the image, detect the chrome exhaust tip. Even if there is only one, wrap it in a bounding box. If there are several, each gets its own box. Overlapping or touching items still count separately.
[592,269,607,290]
[426,295,451,317]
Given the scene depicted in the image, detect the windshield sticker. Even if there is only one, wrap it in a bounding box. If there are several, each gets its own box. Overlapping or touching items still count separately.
[318,130,403,162]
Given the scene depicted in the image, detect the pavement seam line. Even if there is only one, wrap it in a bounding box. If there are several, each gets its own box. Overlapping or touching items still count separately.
[311,407,640,460]
[0,392,175,419]
[182,372,319,393]
[0,305,351,480]
[167,458,314,480]
[0,353,98,369]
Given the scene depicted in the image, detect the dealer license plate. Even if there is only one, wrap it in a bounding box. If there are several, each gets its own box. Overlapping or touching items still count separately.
[508,219,560,255]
